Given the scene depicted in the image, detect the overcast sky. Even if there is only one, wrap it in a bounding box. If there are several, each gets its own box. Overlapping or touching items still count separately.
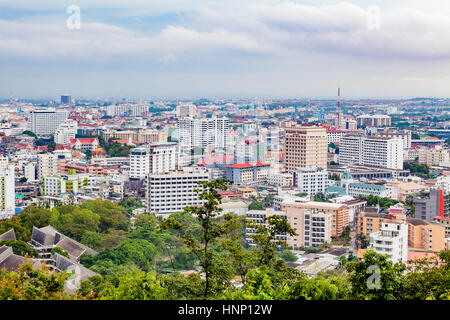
[1,0,450,100]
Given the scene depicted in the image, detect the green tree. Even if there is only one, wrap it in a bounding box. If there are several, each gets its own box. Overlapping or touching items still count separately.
[248,201,265,211]
[101,270,168,300]
[263,195,275,208]
[400,251,450,300]
[0,217,31,242]
[248,215,297,267]
[344,250,406,300]
[160,178,238,297]
[80,200,129,232]
[0,262,86,300]
[22,130,36,138]
[279,250,298,262]
[0,240,38,257]
[51,246,70,258]
[80,231,103,250]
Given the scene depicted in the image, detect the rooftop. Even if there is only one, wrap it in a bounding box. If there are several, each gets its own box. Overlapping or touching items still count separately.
[227,161,270,169]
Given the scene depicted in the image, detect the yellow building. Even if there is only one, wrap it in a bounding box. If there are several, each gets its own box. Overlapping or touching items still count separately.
[284,125,328,173]
[281,201,348,238]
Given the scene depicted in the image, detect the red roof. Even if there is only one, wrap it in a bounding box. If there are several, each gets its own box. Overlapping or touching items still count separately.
[78,124,95,127]
[69,138,98,144]
[226,161,270,169]
[55,144,71,150]
[435,216,450,222]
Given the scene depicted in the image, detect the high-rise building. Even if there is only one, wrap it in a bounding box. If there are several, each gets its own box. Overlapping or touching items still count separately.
[0,165,15,220]
[376,130,412,149]
[60,95,71,104]
[54,120,78,145]
[176,103,197,118]
[414,188,448,221]
[129,143,178,179]
[29,110,69,136]
[356,114,391,127]
[284,126,328,173]
[106,104,149,117]
[37,153,59,180]
[146,167,210,215]
[178,117,229,151]
[339,135,403,169]
[235,138,267,163]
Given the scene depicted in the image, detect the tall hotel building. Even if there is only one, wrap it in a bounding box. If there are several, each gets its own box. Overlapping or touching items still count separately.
[339,135,403,170]
[29,110,69,136]
[129,143,178,179]
[284,126,328,173]
[146,167,211,215]
[178,117,230,151]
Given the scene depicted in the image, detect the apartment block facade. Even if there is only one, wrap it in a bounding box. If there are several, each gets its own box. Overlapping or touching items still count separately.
[146,168,211,215]
[339,135,403,170]
[284,126,328,173]
[280,201,348,238]
[29,110,69,136]
[0,166,15,220]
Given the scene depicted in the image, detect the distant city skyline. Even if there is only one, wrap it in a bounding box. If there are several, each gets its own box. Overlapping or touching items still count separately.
[1,0,450,99]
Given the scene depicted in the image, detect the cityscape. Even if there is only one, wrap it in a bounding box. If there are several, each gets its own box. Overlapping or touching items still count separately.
[0,0,449,304]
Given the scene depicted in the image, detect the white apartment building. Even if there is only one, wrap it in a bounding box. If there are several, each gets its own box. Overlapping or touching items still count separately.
[24,162,36,182]
[267,172,293,187]
[37,153,59,180]
[54,120,78,145]
[146,167,211,215]
[130,143,178,179]
[294,167,329,197]
[29,110,69,135]
[129,148,150,179]
[43,174,94,196]
[106,104,148,117]
[369,221,408,263]
[0,165,15,220]
[436,175,450,195]
[403,149,418,162]
[176,103,197,118]
[0,156,8,170]
[376,130,411,149]
[418,146,450,167]
[339,135,403,170]
[326,129,347,144]
[178,117,229,151]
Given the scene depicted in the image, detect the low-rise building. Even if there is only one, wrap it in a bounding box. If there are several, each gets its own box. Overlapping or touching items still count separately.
[369,220,408,263]
[294,167,329,197]
[280,201,348,238]
[226,161,270,185]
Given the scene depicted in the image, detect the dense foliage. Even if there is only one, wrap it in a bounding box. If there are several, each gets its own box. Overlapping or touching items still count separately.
[0,180,449,300]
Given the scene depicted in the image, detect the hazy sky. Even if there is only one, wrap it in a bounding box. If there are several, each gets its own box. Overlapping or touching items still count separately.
[1,0,450,100]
